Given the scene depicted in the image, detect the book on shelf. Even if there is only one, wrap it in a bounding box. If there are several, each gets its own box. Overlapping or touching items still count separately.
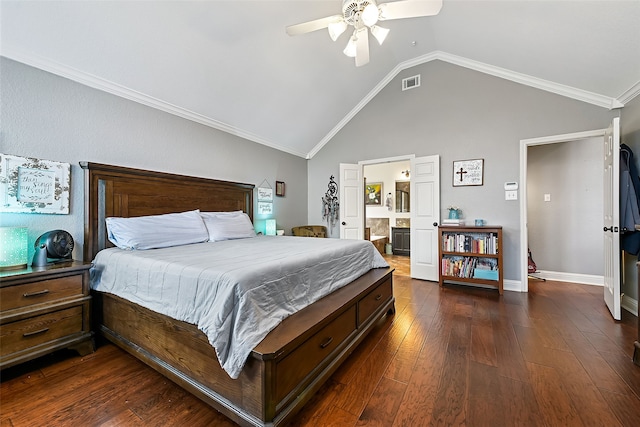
[441,256,498,280]
[441,219,465,226]
[441,233,499,254]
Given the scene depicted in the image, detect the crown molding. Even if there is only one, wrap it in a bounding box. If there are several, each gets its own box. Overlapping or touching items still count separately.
[307,51,441,159]
[435,51,624,110]
[0,44,624,160]
[618,80,640,105]
[307,51,624,158]
[0,46,308,159]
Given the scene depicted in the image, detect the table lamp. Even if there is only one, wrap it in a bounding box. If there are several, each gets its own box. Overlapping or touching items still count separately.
[265,219,276,236]
[0,227,28,271]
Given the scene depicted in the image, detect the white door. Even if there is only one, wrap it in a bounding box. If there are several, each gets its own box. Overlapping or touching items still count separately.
[410,155,440,281]
[339,163,364,240]
[603,117,621,320]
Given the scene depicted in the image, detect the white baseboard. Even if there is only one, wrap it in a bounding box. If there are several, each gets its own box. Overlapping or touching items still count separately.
[534,270,603,286]
[503,279,522,292]
[622,294,639,316]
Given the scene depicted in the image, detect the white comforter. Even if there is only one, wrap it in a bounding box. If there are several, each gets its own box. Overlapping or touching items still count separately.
[90,235,388,378]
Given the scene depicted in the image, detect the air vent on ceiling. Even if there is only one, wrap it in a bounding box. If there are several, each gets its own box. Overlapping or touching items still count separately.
[402,75,421,91]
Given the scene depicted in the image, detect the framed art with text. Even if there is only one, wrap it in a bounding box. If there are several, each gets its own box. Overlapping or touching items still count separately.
[0,153,71,214]
[453,159,484,187]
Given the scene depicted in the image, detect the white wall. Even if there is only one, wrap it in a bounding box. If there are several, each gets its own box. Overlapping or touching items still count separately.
[0,58,308,262]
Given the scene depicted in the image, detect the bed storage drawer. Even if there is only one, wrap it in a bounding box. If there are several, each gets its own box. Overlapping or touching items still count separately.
[357,277,393,326]
[0,306,84,357]
[0,275,84,312]
[275,305,357,402]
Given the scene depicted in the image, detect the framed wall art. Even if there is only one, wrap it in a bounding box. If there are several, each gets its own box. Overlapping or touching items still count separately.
[365,182,383,206]
[275,181,285,197]
[0,153,71,214]
[453,159,484,187]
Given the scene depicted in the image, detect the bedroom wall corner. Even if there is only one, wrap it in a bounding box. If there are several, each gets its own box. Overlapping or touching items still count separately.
[0,57,308,262]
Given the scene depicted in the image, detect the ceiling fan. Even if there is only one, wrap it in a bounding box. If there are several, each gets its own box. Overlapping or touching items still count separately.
[286,0,443,67]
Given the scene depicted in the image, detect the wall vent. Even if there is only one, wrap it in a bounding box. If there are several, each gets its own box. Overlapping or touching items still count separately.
[402,75,421,91]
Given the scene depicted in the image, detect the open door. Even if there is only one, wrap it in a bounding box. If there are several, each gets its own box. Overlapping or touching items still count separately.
[339,163,364,240]
[603,117,621,320]
[410,155,440,281]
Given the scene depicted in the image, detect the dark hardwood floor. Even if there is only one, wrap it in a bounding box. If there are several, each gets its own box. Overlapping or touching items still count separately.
[2,254,639,426]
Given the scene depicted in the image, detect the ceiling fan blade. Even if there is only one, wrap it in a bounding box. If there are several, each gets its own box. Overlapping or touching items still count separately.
[286,15,343,36]
[378,0,443,21]
[355,27,370,67]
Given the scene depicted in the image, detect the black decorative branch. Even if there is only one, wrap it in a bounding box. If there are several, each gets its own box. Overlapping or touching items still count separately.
[322,175,339,231]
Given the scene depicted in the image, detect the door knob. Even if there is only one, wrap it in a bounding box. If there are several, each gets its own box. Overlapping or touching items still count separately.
[603,226,614,232]
[433,222,438,227]
[341,221,346,225]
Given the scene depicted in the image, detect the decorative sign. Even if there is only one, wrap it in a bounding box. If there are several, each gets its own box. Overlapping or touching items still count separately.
[18,167,56,203]
[453,159,484,187]
[0,154,71,214]
[257,201,273,215]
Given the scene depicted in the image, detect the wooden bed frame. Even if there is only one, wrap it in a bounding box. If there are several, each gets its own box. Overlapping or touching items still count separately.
[81,162,395,427]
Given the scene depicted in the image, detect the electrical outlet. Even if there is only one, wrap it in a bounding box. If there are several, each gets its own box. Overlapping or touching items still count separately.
[505,190,518,200]
[544,193,551,202]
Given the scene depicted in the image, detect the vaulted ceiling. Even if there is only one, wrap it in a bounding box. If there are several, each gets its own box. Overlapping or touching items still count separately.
[2,1,638,158]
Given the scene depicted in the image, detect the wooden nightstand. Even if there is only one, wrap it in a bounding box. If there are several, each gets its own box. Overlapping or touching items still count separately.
[0,261,94,369]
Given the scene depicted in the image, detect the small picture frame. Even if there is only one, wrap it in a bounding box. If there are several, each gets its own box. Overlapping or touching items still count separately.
[276,181,285,197]
[365,182,383,206]
[453,159,484,187]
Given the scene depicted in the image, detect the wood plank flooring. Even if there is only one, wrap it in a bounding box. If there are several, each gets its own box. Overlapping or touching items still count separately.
[2,254,639,426]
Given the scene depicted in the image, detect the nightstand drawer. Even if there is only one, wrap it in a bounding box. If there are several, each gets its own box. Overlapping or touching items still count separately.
[0,275,84,312]
[0,306,83,356]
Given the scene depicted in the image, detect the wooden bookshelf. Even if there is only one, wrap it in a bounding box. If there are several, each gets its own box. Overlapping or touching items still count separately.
[438,225,503,294]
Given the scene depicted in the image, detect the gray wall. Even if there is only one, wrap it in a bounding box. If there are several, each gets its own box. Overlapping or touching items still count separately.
[0,58,308,262]
[308,60,618,282]
[621,94,640,302]
[527,138,602,276]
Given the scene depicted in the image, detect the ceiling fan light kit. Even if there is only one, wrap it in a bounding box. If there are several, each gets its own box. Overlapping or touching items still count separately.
[286,0,443,66]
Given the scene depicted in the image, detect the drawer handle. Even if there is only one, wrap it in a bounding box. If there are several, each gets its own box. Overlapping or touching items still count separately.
[319,337,333,349]
[23,289,50,298]
[375,294,383,301]
[23,328,50,338]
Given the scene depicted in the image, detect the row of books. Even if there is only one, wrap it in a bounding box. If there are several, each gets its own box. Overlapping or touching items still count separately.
[441,257,499,280]
[441,233,498,254]
[441,219,465,226]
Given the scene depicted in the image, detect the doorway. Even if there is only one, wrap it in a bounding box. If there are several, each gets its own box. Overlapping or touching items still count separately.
[519,129,606,292]
[363,158,412,263]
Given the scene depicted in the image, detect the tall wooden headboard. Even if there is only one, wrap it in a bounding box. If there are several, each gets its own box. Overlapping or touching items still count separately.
[81,162,254,261]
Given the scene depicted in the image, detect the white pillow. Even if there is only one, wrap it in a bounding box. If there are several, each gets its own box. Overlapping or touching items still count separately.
[105,210,209,250]
[201,212,256,241]
[200,210,244,219]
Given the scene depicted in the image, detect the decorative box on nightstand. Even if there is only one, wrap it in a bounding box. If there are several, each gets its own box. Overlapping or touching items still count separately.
[0,261,94,369]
